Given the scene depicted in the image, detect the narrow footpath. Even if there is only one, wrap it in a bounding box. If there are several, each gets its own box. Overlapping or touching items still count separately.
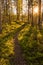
[14,23,28,65]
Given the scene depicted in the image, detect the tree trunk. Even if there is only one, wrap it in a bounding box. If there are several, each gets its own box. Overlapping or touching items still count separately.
[17,0,22,21]
[17,0,20,21]
[0,2,2,34]
[31,2,34,26]
[28,0,30,23]
[38,0,42,30]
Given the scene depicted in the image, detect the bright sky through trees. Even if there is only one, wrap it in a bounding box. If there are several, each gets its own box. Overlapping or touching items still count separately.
[12,6,17,14]
[12,0,43,14]
[22,0,28,14]
[33,6,39,14]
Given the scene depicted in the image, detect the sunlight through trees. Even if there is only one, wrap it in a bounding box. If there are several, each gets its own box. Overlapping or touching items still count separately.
[0,0,43,65]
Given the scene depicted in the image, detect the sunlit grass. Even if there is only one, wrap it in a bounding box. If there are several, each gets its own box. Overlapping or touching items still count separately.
[5,38,14,55]
[18,26,43,65]
[0,21,24,38]
[0,58,10,65]
[18,24,31,41]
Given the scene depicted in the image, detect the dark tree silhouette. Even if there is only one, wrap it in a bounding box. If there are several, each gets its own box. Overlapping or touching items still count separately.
[0,1,2,33]
[38,0,42,30]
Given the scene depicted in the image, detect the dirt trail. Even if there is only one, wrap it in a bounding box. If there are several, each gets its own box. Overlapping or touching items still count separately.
[14,35,27,65]
[14,23,28,65]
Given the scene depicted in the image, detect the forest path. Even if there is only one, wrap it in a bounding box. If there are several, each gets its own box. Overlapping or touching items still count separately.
[14,34,27,65]
[13,23,28,65]
[0,22,29,65]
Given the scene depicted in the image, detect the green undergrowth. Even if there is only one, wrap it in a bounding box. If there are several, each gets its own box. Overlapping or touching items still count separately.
[0,37,14,65]
[0,22,28,65]
[0,21,22,38]
[18,26,43,65]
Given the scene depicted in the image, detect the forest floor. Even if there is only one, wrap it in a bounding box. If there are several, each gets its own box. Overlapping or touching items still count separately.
[0,22,29,65]
[13,23,28,65]
[14,34,27,65]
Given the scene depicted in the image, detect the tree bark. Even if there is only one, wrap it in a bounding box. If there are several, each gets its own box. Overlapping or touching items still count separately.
[31,1,34,27]
[0,2,2,34]
[38,0,42,30]
[28,0,30,23]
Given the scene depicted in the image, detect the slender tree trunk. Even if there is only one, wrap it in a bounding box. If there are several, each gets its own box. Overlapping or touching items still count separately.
[3,0,5,22]
[17,0,22,21]
[0,2,2,34]
[17,0,20,21]
[28,0,29,23]
[6,0,7,16]
[8,0,11,23]
[31,3,34,26]
[38,0,42,30]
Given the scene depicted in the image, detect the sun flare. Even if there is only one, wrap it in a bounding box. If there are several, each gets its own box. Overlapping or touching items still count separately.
[33,6,39,14]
